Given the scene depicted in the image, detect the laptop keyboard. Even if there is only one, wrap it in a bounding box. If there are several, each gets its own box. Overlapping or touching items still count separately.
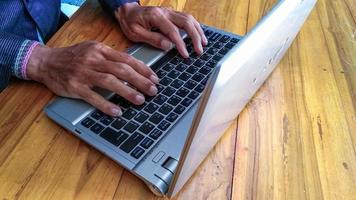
[79,28,240,160]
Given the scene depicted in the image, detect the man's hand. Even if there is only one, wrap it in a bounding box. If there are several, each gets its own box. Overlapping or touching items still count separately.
[115,3,208,58]
[27,41,159,116]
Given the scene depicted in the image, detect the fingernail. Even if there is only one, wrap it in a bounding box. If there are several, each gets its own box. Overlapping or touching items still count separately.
[183,48,189,58]
[161,40,173,51]
[135,94,145,104]
[149,85,158,96]
[150,75,159,84]
[198,43,203,54]
[111,107,122,116]
[203,35,208,45]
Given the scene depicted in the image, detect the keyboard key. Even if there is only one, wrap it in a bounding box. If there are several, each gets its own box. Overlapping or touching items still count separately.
[122,109,137,120]
[162,86,176,96]
[213,42,224,49]
[139,121,155,134]
[140,137,154,149]
[184,80,197,89]
[90,123,104,134]
[157,85,165,93]
[212,54,223,61]
[120,132,145,153]
[176,87,190,98]
[167,70,181,79]
[134,112,149,123]
[149,113,164,124]
[153,95,168,105]
[192,73,205,82]
[183,58,195,65]
[190,52,200,59]
[111,118,127,130]
[158,120,171,131]
[176,64,188,71]
[186,66,199,74]
[144,103,159,113]
[181,98,193,107]
[206,60,218,68]
[167,95,182,106]
[231,38,240,43]
[162,63,175,72]
[149,129,163,140]
[174,105,186,114]
[100,115,114,126]
[91,111,103,120]
[81,118,95,128]
[171,79,184,89]
[156,70,167,78]
[195,84,205,93]
[201,77,209,85]
[166,113,179,122]
[199,66,212,75]
[158,103,173,115]
[204,29,213,37]
[101,128,128,146]
[123,121,139,133]
[188,91,200,99]
[132,102,147,111]
[226,41,236,49]
[207,47,219,55]
[160,77,173,86]
[170,57,182,65]
[193,59,205,67]
[109,95,122,105]
[210,32,222,41]
[200,54,212,61]
[219,35,231,43]
[131,147,145,159]
[219,48,229,55]
[178,72,191,81]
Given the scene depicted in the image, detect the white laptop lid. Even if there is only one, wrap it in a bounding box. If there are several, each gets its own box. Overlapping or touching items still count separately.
[168,0,317,197]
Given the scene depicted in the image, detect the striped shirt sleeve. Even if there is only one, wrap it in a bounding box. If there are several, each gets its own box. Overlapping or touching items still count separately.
[0,32,39,90]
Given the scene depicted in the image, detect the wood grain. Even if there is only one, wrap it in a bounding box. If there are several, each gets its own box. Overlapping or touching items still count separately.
[0,0,355,199]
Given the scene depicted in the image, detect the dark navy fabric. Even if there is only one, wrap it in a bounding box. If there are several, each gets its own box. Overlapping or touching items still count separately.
[0,0,138,91]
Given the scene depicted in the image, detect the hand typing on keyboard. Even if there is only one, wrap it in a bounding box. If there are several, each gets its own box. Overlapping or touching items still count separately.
[115,2,208,58]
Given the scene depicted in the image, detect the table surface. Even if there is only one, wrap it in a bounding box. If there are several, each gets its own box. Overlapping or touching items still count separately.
[0,0,355,199]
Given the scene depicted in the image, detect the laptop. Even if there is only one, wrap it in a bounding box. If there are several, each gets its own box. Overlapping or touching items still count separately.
[45,0,317,197]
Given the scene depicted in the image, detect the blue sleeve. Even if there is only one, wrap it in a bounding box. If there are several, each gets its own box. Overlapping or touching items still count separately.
[99,0,139,13]
[0,31,38,91]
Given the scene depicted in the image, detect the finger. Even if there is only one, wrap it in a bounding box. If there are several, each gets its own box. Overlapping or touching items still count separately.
[78,86,122,117]
[98,61,158,96]
[169,12,203,54]
[100,46,159,84]
[89,71,149,106]
[193,21,208,46]
[150,14,189,58]
[130,25,174,51]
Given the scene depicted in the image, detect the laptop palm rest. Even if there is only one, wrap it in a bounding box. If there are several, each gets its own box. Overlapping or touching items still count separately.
[133,100,198,195]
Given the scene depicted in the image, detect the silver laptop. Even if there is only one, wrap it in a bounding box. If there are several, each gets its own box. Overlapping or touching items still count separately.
[45,0,316,197]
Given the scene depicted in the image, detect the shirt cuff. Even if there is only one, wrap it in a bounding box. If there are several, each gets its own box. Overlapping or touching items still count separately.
[12,40,40,80]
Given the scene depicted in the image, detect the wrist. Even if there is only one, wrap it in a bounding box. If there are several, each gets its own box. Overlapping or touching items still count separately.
[27,45,51,83]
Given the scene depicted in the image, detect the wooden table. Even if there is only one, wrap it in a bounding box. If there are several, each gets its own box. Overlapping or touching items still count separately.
[0,0,355,199]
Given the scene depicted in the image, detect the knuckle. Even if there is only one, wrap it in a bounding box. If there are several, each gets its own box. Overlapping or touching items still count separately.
[103,74,116,84]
